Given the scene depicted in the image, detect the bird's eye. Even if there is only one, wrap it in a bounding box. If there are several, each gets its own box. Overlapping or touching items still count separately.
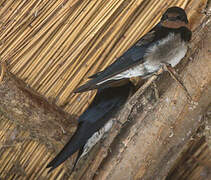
[176,15,182,20]
[162,14,168,21]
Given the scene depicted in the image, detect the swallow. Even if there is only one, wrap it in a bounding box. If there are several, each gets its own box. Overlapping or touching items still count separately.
[46,6,191,173]
[46,81,133,173]
[74,6,191,93]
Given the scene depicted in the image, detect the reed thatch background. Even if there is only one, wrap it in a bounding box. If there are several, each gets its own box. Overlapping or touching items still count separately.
[0,0,199,115]
[0,0,210,179]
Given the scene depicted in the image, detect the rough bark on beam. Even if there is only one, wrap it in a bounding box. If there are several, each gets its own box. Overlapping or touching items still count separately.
[166,105,211,180]
[74,14,211,180]
[0,72,76,151]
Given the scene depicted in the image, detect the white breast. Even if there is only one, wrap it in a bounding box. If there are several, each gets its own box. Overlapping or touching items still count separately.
[143,33,188,73]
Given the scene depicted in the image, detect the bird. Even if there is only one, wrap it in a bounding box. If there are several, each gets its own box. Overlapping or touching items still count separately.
[74,6,192,93]
[46,6,192,173]
[46,81,133,173]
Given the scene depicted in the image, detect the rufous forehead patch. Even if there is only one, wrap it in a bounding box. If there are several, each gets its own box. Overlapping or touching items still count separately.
[167,12,180,17]
[161,20,188,29]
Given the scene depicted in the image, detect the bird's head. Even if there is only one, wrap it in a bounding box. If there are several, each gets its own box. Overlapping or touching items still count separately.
[160,7,189,29]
